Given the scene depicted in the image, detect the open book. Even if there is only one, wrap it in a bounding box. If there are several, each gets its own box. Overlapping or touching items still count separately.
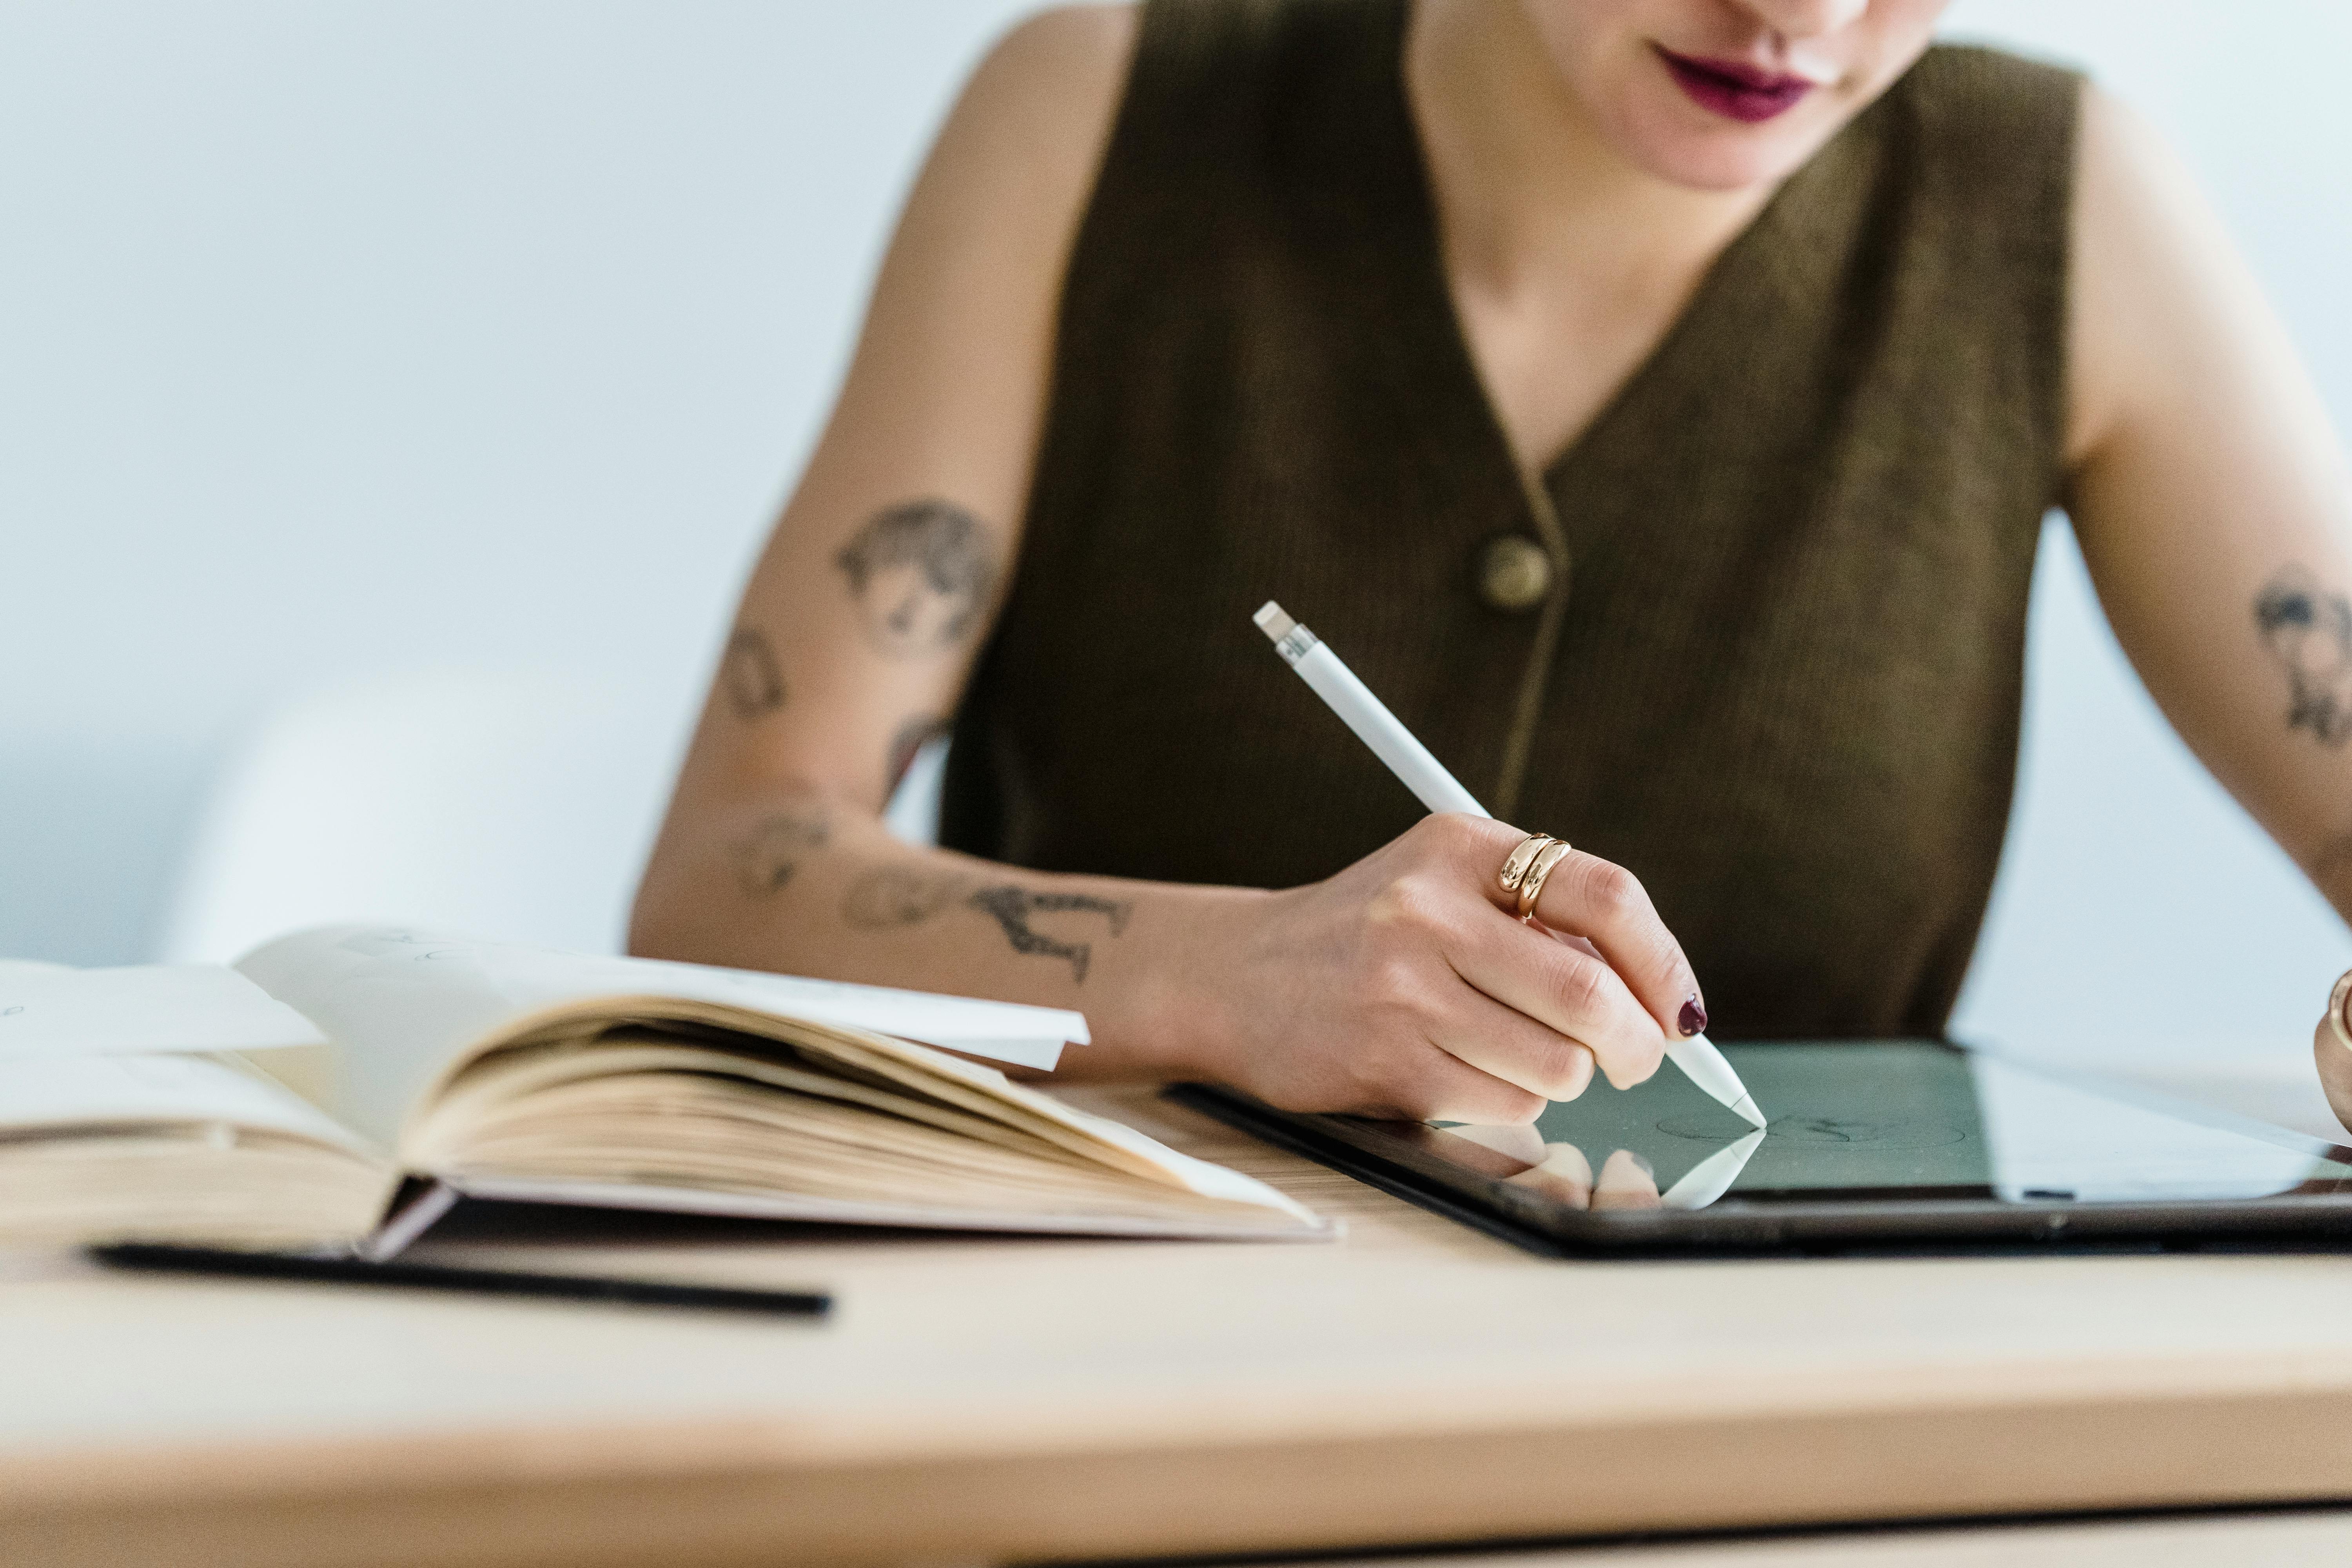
[0,927,1328,1249]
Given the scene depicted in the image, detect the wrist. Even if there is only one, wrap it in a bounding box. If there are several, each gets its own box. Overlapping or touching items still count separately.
[1122,883,1272,1084]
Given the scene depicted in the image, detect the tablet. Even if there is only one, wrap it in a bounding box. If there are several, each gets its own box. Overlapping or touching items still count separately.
[1167,1040,2352,1254]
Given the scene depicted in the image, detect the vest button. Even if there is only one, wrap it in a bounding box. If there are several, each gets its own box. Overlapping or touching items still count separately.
[1476,535,1553,612]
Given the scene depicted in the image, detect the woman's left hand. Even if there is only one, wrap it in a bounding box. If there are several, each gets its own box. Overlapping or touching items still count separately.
[2314,974,2352,1136]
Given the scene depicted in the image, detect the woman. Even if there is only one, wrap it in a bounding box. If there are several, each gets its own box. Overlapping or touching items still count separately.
[633,0,2352,1131]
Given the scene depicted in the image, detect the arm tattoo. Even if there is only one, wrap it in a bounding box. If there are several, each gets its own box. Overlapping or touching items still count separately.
[720,627,786,719]
[840,864,1133,983]
[2256,566,2352,746]
[841,866,970,929]
[886,714,947,795]
[731,805,831,898]
[964,886,1131,984]
[834,499,999,659]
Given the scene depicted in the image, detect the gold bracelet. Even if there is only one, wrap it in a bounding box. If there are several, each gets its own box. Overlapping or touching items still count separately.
[1516,838,1574,924]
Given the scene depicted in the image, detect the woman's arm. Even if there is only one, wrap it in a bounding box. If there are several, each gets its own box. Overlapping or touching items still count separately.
[2064,86,2352,1127]
[630,6,1703,1120]
[633,5,1151,1014]
[2066,85,2352,916]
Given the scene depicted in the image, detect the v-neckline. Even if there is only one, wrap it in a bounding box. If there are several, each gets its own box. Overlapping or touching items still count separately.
[1383,0,1819,505]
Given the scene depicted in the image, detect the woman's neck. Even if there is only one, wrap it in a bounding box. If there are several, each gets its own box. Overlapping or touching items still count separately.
[1405,0,1780,473]
[1407,0,1771,296]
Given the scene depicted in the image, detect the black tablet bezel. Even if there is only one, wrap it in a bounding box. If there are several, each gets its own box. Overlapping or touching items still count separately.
[1165,1043,2352,1256]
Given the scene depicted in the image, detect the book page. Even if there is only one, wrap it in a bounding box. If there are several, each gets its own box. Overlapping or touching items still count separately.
[236,925,1093,1146]
[0,1051,374,1154]
[408,1022,1323,1228]
[0,965,327,1059]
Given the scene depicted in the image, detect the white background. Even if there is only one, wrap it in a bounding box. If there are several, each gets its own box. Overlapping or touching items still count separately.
[3,1,2348,1069]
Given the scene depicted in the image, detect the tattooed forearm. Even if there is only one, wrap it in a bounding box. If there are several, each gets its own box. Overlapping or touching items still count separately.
[840,861,1134,984]
[841,866,970,929]
[886,714,946,795]
[720,627,786,719]
[2256,566,2352,746]
[965,886,1132,984]
[731,805,831,898]
[834,499,999,659]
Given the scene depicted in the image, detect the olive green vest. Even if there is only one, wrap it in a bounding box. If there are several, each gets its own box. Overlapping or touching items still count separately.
[942,0,2078,1040]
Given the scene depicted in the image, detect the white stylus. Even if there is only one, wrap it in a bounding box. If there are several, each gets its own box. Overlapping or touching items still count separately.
[1253,600,1767,1130]
[1660,1128,1766,1209]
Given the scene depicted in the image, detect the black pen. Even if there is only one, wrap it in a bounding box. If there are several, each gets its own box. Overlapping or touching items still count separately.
[87,1242,831,1318]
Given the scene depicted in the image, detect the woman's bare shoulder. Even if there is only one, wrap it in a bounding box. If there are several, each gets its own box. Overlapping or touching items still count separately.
[2064,80,2279,471]
[862,5,1137,365]
[809,2,1142,494]
[987,4,1139,85]
[936,5,1138,201]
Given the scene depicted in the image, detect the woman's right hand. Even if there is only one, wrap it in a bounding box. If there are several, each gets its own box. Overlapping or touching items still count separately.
[1183,813,1705,1123]
[1452,1123,1664,1209]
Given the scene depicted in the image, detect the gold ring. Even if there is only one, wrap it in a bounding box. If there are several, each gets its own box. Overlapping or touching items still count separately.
[1498,833,1555,896]
[2329,969,2352,1053]
[1516,838,1573,923]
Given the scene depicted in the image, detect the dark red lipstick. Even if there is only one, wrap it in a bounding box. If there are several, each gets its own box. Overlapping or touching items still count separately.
[1655,47,1816,124]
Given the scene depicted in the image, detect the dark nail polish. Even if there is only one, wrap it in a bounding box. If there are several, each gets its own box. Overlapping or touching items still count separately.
[1677,996,1706,1037]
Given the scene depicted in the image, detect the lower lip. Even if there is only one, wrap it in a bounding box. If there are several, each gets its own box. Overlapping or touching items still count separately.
[1656,49,1813,124]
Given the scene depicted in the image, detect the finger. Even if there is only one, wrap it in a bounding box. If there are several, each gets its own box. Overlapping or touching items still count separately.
[1484,840,1705,1044]
[1428,980,1597,1102]
[1535,852,1703,1042]
[2316,1017,2352,1136]
[1383,1046,1548,1126]
[1591,1149,1662,1210]
[1447,914,1666,1089]
[1442,1122,1548,1164]
[1505,1141,1595,1209]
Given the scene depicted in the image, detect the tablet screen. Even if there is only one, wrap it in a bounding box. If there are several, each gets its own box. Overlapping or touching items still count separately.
[1417,1042,2352,1212]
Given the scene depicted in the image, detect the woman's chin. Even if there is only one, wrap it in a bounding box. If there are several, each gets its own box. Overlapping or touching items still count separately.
[1602,98,1846,193]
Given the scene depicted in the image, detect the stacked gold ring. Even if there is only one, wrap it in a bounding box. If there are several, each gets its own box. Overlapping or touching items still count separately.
[1498,832,1574,924]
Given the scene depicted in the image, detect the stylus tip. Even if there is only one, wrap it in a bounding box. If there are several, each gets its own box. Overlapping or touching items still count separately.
[1731,1094,1767,1130]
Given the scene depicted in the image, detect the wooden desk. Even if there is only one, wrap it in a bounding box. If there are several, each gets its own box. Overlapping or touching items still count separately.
[1346,1509,2352,1567]
[7,1081,2352,1568]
